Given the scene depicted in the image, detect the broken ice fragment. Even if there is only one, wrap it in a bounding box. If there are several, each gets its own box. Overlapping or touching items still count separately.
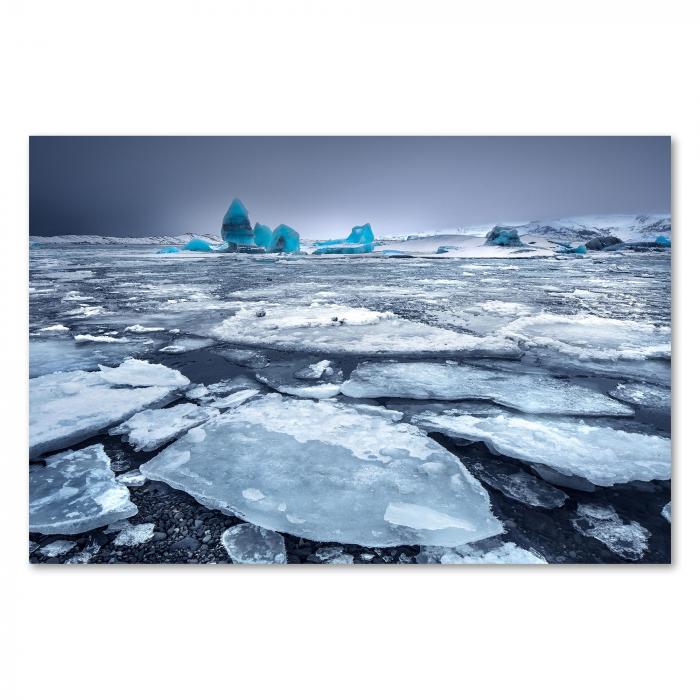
[416,540,546,564]
[116,470,147,487]
[98,359,189,388]
[30,445,138,534]
[661,502,671,523]
[609,382,671,411]
[39,540,77,558]
[221,524,287,564]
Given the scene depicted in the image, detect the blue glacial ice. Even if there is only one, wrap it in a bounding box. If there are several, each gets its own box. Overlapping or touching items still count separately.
[221,524,287,564]
[417,540,546,564]
[313,223,375,254]
[221,197,256,248]
[182,239,213,252]
[29,360,189,458]
[30,444,138,535]
[485,226,523,247]
[140,394,503,547]
[253,223,301,253]
[341,361,634,416]
[157,246,181,254]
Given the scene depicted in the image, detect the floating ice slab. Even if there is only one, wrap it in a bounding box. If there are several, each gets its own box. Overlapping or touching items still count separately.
[342,362,633,416]
[413,413,670,487]
[158,337,215,353]
[572,504,650,561]
[502,313,670,362]
[30,445,138,534]
[110,403,219,451]
[212,303,519,356]
[113,523,155,546]
[74,334,131,344]
[221,524,287,564]
[208,388,260,409]
[218,348,270,369]
[29,362,183,458]
[609,382,671,411]
[294,359,340,380]
[141,394,503,547]
[417,541,546,564]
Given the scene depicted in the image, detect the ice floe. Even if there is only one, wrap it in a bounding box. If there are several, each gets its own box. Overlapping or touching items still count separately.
[572,504,650,561]
[212,302,519,356]
[221,524,287,564]
[208,388,260,409]
[416,540,547,564]
[30,361,186,458]
[412,412,671,487]
[141,394,503,547]
[116,470,147,487]
[30,445,137,534]
[312,546,354,564]
[342,362,633,416]
[110,403,219,451]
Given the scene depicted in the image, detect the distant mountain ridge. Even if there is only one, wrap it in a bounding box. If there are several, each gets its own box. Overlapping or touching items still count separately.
[30,232,220,246]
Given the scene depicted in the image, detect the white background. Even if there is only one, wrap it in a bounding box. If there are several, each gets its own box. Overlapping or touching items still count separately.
[1,2,697,698]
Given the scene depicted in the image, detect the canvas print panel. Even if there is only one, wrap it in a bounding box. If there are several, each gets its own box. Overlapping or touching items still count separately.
[28,136,671,564]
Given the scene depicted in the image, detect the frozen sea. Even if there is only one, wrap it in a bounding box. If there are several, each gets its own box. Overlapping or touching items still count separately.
[28,246,671,564]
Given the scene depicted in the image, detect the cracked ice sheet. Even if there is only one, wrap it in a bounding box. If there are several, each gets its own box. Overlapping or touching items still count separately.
[342,362,633,416]
[29,361,187,458]
[141,394,503,547]
[30,445,137,534]
[211,302,519,357]
[413,412,670,487]
[110,403,219,451]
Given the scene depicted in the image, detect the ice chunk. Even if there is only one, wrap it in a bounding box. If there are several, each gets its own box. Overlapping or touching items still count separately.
[213,303,519,356]
[313,546,354,564]
[256,372,340,399]
[185,384,209,400]
[661,502,671,523]
[39,540,77,557]
[125,324,165,333]
[159,337,214,353]
[414,412,670,487]
[157,246,181,254]
[609,382,671,411]
[469,461,568,509]
[30,445,138,534]
[116,470,146,487]
[74,334,130,344]
[65,540,101,564]
[572,504,650,561]
[218,348,270,369]
[39,324,70,332]
[294,359,337,380]
[342,362,633,416]
[113,523,155,546]
[221,524,287,564]
[502,313,670,362]
[30,365,182,458]
[182,239,213,252]
[417,540,546,564]
[110,403,218,451]
[253,223,301,253]
[141,394,503,547]
[98,358,189,388]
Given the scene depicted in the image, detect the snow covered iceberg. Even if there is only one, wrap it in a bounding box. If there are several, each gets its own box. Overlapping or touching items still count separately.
[313,223,375,254]
[140,394,503,547]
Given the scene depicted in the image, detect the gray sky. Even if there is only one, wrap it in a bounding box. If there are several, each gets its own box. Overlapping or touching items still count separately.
[29,136,671,239]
